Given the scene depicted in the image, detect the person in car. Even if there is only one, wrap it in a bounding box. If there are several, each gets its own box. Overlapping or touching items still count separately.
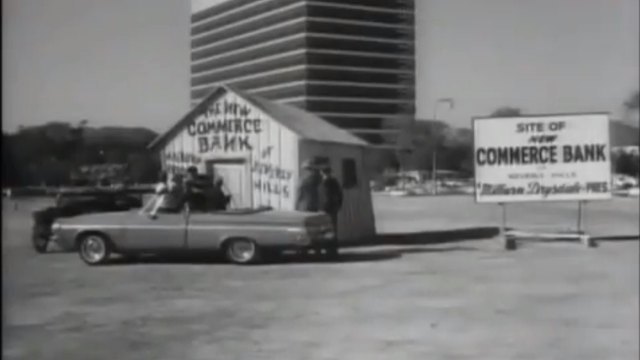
[149,173,185,216]
[207,177,231,211]
[185,166,211,211]
[141,171,169,214]
[154,172,168,195]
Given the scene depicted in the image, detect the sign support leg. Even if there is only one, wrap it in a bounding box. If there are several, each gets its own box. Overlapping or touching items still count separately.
[578,201,596,248]
[501,203,516,250]
[577,200,583,233]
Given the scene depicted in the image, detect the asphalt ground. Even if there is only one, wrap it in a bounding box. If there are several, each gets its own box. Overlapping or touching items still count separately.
[2,196,638,360]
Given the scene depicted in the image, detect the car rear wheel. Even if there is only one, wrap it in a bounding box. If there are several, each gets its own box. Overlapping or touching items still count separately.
[32,234,49,254]
[78,234,111,266]
[225,238,260,265]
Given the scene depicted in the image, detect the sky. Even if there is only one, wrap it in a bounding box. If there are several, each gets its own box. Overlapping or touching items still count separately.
[2,0,639,133]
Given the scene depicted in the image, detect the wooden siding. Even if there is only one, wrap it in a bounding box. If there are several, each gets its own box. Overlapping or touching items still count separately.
[161,90,298,210]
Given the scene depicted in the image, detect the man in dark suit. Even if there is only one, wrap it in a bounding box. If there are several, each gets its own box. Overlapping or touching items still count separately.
[295,159,321,212]
[319,164,343,257]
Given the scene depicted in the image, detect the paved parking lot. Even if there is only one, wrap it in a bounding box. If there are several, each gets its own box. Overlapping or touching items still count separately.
[2,197,638,360]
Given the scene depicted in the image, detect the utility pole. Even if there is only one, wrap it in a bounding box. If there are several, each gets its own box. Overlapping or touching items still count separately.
[431,98,454,195]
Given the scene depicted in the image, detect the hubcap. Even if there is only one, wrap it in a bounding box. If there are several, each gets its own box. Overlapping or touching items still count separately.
[81,236,106,263]
[229,240,255,262]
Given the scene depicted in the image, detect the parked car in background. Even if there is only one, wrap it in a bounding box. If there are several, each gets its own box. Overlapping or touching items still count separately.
[612,174,639,189]
[50,195,336,266]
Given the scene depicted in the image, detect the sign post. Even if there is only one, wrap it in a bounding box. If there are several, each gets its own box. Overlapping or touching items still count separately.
[500,202,517,250]
[577,200,583,234]
[473,113,611,250]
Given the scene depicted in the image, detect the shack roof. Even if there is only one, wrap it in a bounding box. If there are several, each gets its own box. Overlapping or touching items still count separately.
[148,84,367,151]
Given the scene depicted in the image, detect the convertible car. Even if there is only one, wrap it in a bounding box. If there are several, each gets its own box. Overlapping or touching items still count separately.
[50,196,336,266]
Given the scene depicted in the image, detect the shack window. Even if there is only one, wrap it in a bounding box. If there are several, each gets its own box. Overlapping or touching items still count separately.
[342,158,358,189]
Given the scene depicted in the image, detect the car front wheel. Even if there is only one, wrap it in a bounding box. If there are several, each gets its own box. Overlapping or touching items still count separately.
[225,238,260,265]
[78,233,111,266]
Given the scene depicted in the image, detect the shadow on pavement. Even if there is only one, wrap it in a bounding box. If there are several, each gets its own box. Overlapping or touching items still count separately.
[592,235,639,242]
[395,245,478,254]
[263,245,479,266]
[104,253,222,266]
[95,245,481,267]
[344,227,500,248]
[102,249,403,266]
[265,249,402,265]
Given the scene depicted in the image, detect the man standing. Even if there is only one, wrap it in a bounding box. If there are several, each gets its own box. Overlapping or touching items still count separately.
[319,164,343,257]
[295,159,321,212]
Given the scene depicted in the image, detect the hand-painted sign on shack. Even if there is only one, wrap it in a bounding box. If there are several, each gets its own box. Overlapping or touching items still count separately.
[473,113,612,203]
[148,85,376,242]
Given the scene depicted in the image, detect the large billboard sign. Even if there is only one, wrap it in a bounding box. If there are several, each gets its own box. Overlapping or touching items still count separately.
[473,113,612,203]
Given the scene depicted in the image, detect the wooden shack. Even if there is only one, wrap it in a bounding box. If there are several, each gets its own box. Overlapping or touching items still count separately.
[148,85,375,243]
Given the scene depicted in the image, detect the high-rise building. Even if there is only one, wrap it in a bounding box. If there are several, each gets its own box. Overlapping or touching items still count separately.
[190,0,415,147]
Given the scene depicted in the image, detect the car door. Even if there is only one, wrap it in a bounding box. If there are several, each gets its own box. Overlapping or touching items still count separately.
[119,209,188,251]
[185,211,224,250]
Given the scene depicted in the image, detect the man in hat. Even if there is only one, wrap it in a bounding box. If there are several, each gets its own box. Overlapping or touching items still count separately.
[184,166,210,211]
[295,158,321,212]
[207,177,231,211]
[318,163,343,257]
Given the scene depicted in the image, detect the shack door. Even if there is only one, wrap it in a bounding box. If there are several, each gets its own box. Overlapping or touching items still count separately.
[206,161,251,209]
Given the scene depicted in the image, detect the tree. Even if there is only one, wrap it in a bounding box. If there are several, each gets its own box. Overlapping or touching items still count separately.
[365,148,399,177]
[491,107,522,117]
[127,152,161,183]
[624,91,639,125]
[381,117,473,173]
[624,91,639,111]
[3,121,159,186]
[615,152,639,177]
[68,119,88,165]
